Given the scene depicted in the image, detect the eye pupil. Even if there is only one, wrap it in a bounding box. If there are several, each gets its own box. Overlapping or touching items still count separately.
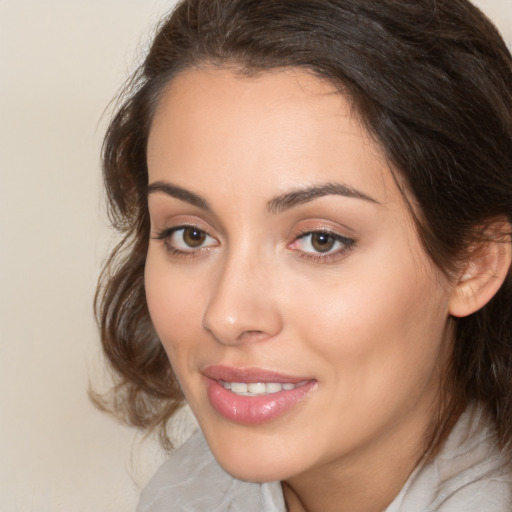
[183,227,206,247]
[311,232,335,253]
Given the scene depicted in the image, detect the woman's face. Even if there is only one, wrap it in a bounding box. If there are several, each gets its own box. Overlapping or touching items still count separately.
[145,68,456,483]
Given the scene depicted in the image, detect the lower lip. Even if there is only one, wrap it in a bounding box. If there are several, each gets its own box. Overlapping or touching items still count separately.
[205,378,316,425]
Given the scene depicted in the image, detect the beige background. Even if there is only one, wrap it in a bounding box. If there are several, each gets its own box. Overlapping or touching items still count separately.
[0,1,510,511]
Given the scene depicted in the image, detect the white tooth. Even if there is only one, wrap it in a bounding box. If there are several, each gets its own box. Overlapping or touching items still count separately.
[247,382,266,394]
[231,382,248,393]
[222,381,231,390]
[282,383,295,391]
[265,383,283,394]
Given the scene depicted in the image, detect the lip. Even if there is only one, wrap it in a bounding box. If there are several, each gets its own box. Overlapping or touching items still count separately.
[202,365,317,425]
[202,365,310,384]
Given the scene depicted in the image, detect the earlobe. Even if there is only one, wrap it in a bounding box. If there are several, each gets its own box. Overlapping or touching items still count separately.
[449,225,512,318]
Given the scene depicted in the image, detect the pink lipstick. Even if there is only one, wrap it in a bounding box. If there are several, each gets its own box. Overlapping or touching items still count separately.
[202,365,317,425]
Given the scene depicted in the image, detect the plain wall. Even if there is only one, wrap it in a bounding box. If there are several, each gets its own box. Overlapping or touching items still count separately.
[0,2,179,511]
[0,1,510,511]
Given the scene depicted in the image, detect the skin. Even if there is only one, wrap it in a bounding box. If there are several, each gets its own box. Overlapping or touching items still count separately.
[144,67,460,512]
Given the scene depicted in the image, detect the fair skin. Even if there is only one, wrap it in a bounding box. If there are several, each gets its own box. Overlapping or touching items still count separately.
[144,67,466,512]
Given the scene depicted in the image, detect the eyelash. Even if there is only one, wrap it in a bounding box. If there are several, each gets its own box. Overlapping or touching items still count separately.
[153,225,355,263]
[292,229,355,263]
[154,225,217,258]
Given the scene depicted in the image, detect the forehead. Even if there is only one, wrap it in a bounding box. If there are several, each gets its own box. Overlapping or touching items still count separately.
[147,67,399,207]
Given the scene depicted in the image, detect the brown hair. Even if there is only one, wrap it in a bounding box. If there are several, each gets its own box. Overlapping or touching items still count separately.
[95,0,512,451]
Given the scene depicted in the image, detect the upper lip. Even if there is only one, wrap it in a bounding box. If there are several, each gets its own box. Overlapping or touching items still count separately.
[202,365,312,384]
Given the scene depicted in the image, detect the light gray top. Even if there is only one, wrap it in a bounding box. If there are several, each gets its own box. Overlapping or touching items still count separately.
[137,406,512,511]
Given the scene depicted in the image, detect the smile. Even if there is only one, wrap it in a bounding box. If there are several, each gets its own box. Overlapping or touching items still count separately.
[219,380,308,396]
[202,366,316,424]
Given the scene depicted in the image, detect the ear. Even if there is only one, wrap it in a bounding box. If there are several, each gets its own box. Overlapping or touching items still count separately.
[449,222,512,318]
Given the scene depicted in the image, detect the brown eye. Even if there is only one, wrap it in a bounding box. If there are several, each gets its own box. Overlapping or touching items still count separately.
[155,225,217,256]
[182,227,207,247]
[310,232,336,253]
[290,230,354,260]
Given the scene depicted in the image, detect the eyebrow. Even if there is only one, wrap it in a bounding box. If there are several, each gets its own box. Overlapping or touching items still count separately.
[147,180,379,214]
[267,182,379,214]
[148,181,210,210]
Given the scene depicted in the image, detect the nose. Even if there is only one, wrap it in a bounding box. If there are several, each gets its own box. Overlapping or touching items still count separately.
[202,252,283,345]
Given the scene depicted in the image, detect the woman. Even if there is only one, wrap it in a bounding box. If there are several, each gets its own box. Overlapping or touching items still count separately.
[96,0,512,510]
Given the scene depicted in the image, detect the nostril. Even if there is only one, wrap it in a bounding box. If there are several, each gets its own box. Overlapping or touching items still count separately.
[202,305,283,346]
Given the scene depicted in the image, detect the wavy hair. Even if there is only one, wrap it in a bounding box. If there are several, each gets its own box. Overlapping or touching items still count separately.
[95,0,512,450]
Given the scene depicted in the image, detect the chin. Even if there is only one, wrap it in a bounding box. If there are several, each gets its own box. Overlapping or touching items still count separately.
[215,453,290,483]
[201,423,300,483]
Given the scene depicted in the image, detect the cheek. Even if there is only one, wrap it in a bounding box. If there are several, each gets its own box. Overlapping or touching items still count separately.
[280,266,451,454]
[144,250,206,362]
[285,248,450,390]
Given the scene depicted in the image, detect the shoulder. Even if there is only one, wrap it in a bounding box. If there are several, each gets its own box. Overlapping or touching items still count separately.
[136,430,285,512]
[387,405,512,512]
